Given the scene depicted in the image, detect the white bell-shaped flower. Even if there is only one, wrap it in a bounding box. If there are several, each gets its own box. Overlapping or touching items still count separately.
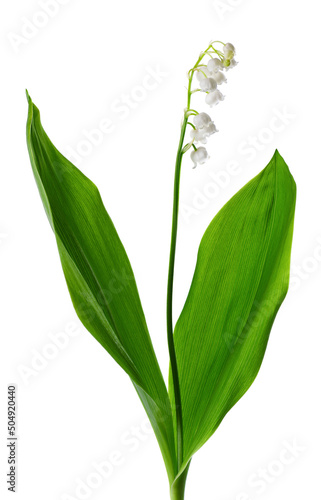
[212,71,227,85]
[205,89,225,107]
[190,147,209,168]
[206,122,218,135]
[224,57,238,71]
[193,112,212,129]
[196,67,212,81]
[199,77,217,92]
[223,43,236,60]
[207,58,223,73]
[190,128,208,144]
[190,120,218,144]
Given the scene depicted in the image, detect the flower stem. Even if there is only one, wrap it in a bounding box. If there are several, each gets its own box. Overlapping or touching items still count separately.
[167,113,187,470]
[166,44,212,474]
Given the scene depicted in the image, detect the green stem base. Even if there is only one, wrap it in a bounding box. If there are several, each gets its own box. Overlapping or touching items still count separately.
[170,463,190,500]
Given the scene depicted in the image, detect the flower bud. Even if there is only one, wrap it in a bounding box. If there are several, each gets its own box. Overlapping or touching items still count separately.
[207,58,223,73]
[190,147,209,168]
[205,89,224,107]
[199,77,217,92]
[223,43,236,60]
[193,112,212,129]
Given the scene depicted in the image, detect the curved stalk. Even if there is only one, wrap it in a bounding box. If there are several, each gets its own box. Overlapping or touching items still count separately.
[166,43,219,476]
[167,114,187,470]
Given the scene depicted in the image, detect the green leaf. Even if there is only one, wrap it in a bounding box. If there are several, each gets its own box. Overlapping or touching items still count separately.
[26,92,176,482]
[169,151,296,476]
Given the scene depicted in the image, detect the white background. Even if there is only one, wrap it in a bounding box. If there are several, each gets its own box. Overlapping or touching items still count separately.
[1,0,320,499]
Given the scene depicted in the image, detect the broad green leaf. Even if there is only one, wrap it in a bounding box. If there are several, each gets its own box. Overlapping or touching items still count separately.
[26,92,176,482]
[170,151,296,476]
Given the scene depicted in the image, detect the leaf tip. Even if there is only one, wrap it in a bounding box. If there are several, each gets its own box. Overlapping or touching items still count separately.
[271,148,287,171]
[271,149,296,197]
[273,148,284,163]
[25,89,32,103]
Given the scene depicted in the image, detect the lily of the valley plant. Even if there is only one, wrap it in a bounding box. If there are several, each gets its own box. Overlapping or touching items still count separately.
[26,40,296,500]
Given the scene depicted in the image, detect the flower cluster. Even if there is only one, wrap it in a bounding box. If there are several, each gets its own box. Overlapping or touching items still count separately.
[188,42,237,168]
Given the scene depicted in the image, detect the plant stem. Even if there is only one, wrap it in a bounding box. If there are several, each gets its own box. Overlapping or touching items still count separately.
[167,114,187,471]
[167,42,219,483]
[170,464,190,500]
[167,44,212,471]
